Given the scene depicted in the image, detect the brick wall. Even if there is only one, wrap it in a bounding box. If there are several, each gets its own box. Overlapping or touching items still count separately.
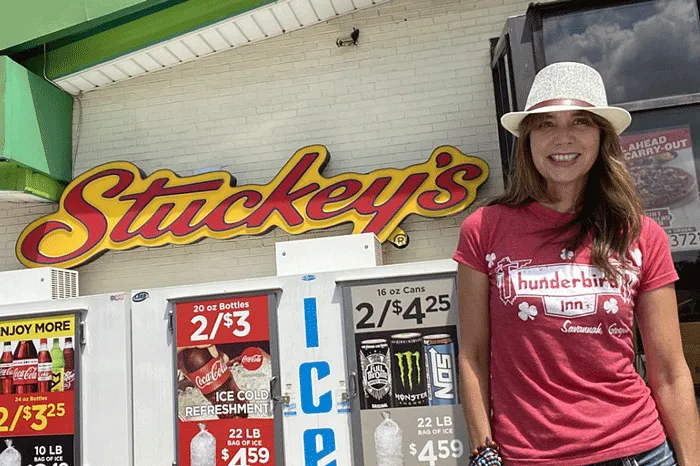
[0,0,535,295]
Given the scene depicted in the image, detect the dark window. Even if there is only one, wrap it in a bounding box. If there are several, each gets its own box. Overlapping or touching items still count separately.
[623,104,700,323]
[542,0,700,104]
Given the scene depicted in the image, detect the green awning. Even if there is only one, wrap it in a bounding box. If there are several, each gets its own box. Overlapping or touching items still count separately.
[0,56,73,202]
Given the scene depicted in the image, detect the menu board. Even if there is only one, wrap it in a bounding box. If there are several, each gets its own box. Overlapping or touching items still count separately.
[0,314,78,466]
[622,126,700,252]
[347,277,468,466]
[175,295,274,466]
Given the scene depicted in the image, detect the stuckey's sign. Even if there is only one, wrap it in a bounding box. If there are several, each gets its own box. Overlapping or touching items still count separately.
[17,145,489,269]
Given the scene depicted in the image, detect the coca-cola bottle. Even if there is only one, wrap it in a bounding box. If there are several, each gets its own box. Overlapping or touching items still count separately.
[63,337,75,391]
[0,342,13,394]
[37,339,53,393]
[12,340,38,393]
[180,346,247,419]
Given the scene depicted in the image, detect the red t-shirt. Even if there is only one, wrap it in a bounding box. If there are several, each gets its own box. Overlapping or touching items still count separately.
[453,201,679,465]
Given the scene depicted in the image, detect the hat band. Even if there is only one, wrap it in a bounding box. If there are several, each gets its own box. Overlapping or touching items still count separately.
[526,98,595,111]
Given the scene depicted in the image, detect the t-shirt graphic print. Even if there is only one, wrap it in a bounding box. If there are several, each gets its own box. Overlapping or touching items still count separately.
[453,202,678,466]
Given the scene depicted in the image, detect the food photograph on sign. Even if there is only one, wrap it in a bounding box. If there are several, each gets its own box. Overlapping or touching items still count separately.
[349,277,468,466]
[622,126,700,252]
[175,295,274,466]
[0,314,77,466]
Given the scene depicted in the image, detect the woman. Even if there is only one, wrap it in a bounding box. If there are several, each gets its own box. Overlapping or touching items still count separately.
[454,62,700,466]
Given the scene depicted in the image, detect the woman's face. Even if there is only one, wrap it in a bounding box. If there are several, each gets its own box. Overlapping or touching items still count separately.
[529,110,601,195]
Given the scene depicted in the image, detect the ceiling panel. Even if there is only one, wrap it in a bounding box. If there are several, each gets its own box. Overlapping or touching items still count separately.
[253,9,283,37]
[310,0,337,20]
[199,29,231,51]
[271,4,303,32]
[216,23,248,46]
[288,0,319,26]
[54,0,391,94]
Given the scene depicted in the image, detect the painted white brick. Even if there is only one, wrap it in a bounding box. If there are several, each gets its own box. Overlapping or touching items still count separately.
[0,0,538,294]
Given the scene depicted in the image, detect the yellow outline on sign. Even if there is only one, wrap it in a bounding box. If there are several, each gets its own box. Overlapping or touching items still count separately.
[16,145,489,269]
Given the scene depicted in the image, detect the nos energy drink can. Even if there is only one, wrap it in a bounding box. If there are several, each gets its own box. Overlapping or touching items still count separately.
[423,334,459,405]
[390,332,429,407]
[359,339,392,409]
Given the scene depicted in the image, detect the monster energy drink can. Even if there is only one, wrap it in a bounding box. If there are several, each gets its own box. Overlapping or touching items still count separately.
[423,334,459,406]
[389,332,428,407]
[359,339,392,409]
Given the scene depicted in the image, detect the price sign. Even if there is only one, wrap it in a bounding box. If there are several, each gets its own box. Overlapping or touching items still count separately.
[409,439,465,464]
[0,396,73,435]
[0,314,78,466]
[221,446,271,465]
[176,296,269,346]
[351,279,455,332]
[346,277,469,466]
[175,295,276,466]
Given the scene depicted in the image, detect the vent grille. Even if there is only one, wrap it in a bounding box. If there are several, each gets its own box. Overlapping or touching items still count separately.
[50,269,79,299]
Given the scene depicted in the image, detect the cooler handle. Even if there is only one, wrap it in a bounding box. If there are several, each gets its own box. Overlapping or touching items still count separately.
[269,375,289,404]
[347,371,359,400]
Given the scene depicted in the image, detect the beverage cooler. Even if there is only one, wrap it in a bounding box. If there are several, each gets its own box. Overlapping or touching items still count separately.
[130,253,469,466]
[0,292,133,466]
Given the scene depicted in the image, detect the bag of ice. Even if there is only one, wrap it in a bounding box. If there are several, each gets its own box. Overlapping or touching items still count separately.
[0,440,21,466]
[190,423,216,466]
[374,411,404,466]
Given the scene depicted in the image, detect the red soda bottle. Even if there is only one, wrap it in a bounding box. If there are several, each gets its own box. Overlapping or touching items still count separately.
[0,342,13,394]
[13,340,38,393]
[180,345,247,419]
[38,338,53,393]
[63,337,75,391]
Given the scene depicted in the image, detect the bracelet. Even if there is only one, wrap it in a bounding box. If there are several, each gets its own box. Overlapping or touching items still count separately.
[469,437,502,466]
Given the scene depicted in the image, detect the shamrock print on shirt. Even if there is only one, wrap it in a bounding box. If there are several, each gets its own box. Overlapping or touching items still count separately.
[604,298,619,314]
[560,248,574,261]
[518,302,538,321]
[486,253,496,268]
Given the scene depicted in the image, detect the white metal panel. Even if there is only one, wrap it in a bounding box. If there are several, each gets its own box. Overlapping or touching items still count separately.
[310,0,337,20]
[181,34,215,56]
[130,276,282,465]
[275,233,382,275]
[0,294,133,466]
[66,76,97,91]
[271,3,303,32]
[199,28,232,51]
[217,22,249,46]
[148,47,180,67]
[99,64,131,80]
[53,0,393,95]
[55,79,82,94]
[289,0,319,25]
[131,52,164,72]
[81,69,114,86]
[164,41,197,61]
[0,268,78,305]
[236,15,266,40]
[330,0,355,15]
[253,9,284,37]
[115,58,147,77]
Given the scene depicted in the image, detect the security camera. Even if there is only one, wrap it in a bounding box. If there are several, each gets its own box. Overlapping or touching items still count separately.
[336,28,360,47]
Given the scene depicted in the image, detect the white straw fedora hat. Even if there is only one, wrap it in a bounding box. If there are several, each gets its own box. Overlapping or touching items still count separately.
[500,62,631,137]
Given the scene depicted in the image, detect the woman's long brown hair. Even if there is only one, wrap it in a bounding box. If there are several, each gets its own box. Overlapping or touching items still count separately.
[489,112,643,279]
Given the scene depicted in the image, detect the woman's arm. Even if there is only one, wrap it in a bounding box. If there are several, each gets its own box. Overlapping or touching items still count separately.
[636,284,700,465]
[456,262,493,448]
